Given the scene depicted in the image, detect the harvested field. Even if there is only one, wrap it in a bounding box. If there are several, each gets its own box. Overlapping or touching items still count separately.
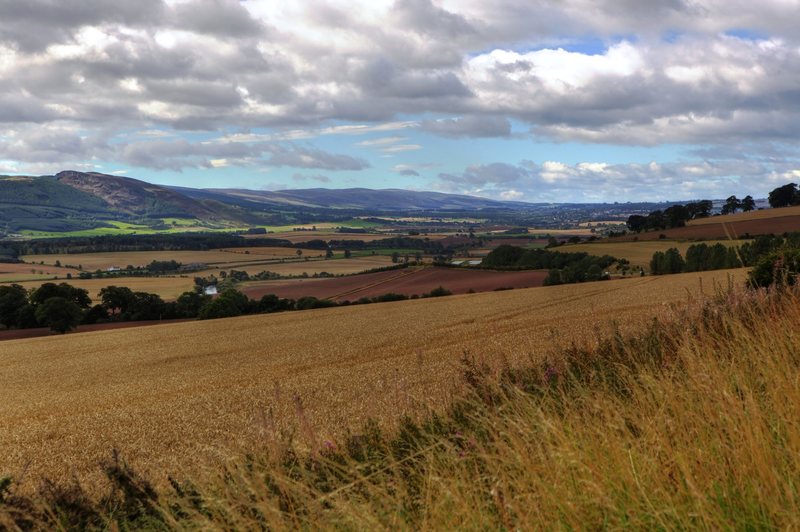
[200,255,394,277]
[0,262,76,282]
[0,319,190,342]
[242,266,548,301]
[563,239,750,268]
[612,212,800,241]
[12,276,196,302]
[688,205,800,225]
[0,269,748,490]
[20,248,320,270]
[253,231,451,244]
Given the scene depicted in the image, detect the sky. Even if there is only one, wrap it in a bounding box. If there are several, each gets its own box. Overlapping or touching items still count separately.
[0,0,799,203]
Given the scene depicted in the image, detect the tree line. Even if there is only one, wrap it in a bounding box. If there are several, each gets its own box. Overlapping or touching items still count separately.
[0,280,455,335]
[482,245,619,285]
[627,182,800,235]
[649,233,800,276]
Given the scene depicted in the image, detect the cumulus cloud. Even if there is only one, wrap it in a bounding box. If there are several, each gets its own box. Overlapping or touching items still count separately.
[1,0,800,189]
[439,157,800,202]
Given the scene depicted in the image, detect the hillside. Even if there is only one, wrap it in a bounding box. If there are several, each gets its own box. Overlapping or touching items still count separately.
[0,175,117,232]
[173,186,533,211]
[54,170,234,220]
[0,268,746,490]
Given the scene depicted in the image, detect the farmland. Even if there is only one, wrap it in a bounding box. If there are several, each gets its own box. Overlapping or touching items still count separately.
[20,248,321,270]
[0,261,76,282]
[562,239,750,268]
[11,276,197,302]
[0,268,747,491]
[614,206,800,241]
[240,266,549,301]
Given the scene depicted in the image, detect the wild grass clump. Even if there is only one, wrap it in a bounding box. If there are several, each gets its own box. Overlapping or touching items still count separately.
[3,284,800,529]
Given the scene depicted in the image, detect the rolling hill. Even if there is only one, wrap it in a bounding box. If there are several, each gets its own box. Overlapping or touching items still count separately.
[173,186,535,211]
[0,170,540,233]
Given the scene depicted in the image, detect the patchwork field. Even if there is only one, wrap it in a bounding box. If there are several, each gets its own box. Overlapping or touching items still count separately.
[0,268,748,490]
[562,239,750,268]
[241,266,548,301]
[20,248,321,270]
[198,255,394,277]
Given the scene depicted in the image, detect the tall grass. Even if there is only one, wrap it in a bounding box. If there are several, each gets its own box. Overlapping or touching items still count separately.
[3,284,800,529]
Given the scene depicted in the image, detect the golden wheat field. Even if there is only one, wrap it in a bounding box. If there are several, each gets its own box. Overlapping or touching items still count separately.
[11,276,197,302]
[563,239,750,268]
[20,248,321,270]
[0,268,747,491]
[0,262,77,283]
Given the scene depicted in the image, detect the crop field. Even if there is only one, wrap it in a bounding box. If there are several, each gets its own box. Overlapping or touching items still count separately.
[241,266,549,301]
[0,268,748,490]
[563,239,750,268]
[613,208,800,241]
[12,276,196,302]
[0,262,76,283]
[200,255,395,277]
[255,230,442,244]
[687,205,800,225]
[20,248,320,270]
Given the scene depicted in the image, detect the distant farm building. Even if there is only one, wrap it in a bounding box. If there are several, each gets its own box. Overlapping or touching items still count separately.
[106,266,121,272]
[204,285,218,296]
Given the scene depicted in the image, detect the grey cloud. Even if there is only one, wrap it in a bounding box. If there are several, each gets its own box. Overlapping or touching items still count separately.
[437,157,797,202]
[420,116,511,138]
[2,0,800,172]
[292,173,331,183]
[266,146,370,171]
[171,0,266,38]
[0,0,166,50]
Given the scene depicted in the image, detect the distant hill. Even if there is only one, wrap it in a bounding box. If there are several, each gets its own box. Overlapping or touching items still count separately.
[0,170,538,233]
[55,171,232,220]
[171,186,532,211]
[0,175,118,232]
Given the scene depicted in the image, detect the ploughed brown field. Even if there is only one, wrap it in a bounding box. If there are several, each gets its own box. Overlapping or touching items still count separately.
[241,266,549,301]
[0,268,747,491]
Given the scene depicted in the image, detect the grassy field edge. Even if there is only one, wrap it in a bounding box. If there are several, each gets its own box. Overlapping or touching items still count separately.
[2,280,800,529]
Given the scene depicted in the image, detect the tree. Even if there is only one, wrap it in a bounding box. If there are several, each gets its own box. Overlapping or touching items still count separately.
[35,297,82,333]
[664,204,691,228]
[198,297,242,320]
[768,183,799,208]
[325,248,334,259]
[31,282,91,309]
[749,248,800,287]
[721,195,740,215]
[391,252,400,263]
[343,249,352,259]
[99,286,136,318]
[626,215,647,233]
[650,248,685,275]
[0,284,28,328]
[686,200,713,219]
[175,291,211,318]
[296,249,303,258]
[741,195,756,212]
